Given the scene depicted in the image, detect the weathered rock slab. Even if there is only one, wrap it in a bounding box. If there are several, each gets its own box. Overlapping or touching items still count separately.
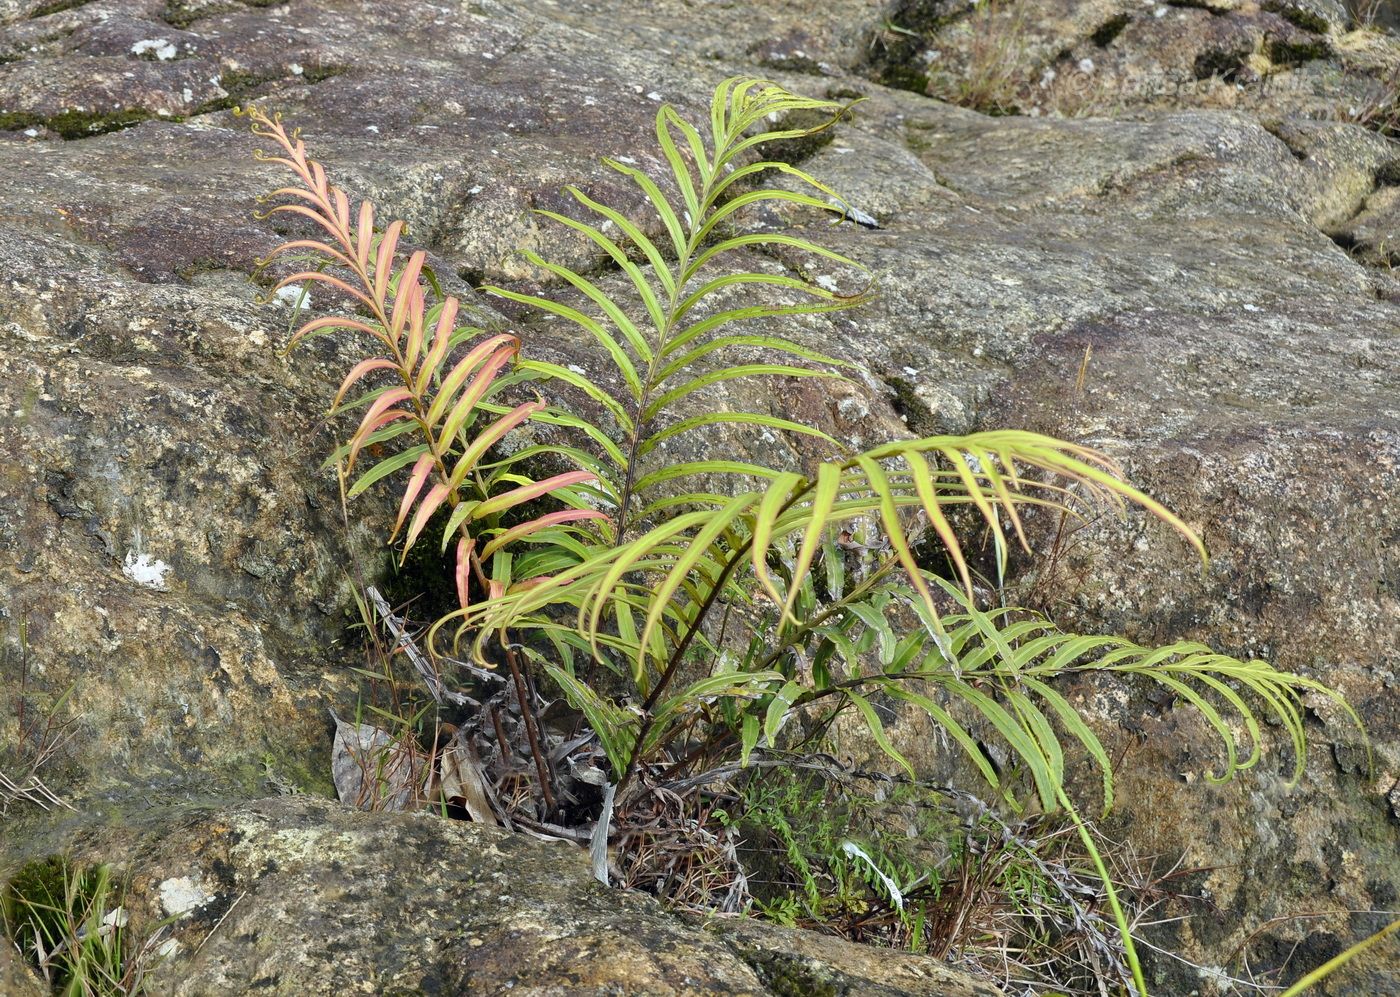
[0,941,45,997]
[1,796,1004,996]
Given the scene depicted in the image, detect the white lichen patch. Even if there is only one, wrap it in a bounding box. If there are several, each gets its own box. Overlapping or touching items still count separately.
[835,395,870,420]
[131,39,178,61]
[275,285,312,309]
[122,550,171,590]
[234,824,362,868]
[159,876,212,917]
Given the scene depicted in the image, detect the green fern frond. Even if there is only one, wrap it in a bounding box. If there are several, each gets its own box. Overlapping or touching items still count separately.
[482,76,870,535]
[796,575,1367,816]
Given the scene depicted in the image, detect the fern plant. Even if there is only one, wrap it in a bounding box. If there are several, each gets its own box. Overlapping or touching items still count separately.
[244,79,1361,996]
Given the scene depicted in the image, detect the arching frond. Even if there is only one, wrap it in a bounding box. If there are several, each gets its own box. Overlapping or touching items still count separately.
[428,428,1202,701]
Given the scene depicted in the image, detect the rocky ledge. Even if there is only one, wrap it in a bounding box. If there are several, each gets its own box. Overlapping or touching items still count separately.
[4,796,1002,995]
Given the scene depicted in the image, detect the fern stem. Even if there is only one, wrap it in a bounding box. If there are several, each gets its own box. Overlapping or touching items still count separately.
[611,199,696,540]
[615,541,748,797]
[615,469,820,794]
[504,641,556,812]
[613,430,647,543]
[751,556,901,674]
[1057,784,1147,996]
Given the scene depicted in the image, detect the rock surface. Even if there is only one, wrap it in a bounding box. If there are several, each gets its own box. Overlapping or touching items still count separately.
[0,0,1397,993]
[0,940,45,997]
[2,796,1003,996]
[870,0,1400,122]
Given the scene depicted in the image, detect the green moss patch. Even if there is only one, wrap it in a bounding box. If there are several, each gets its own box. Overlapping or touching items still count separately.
[0,107,158,140]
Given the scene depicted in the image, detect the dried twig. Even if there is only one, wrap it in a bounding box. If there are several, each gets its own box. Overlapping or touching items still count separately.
[498,643,555,814]
[366,586,477,706]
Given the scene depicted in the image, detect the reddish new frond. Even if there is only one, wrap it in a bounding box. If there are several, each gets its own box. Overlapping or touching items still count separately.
[245,105,597,618]
[393,453,439,542]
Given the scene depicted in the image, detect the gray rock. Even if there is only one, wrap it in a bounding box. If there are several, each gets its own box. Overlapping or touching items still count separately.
[0,796,1005,996]
[1264,0,1351,33]
[869,0,1394,122]
[1330,180,1400,263]
[0,942,45,997]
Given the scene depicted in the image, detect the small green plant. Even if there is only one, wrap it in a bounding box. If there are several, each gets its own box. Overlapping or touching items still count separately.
[243,76,1363,995]
[724,766,945,929]
[2,857,166,996]
[925,0,1030,116]
[722,766,1155,994]
[2,618,78,817]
